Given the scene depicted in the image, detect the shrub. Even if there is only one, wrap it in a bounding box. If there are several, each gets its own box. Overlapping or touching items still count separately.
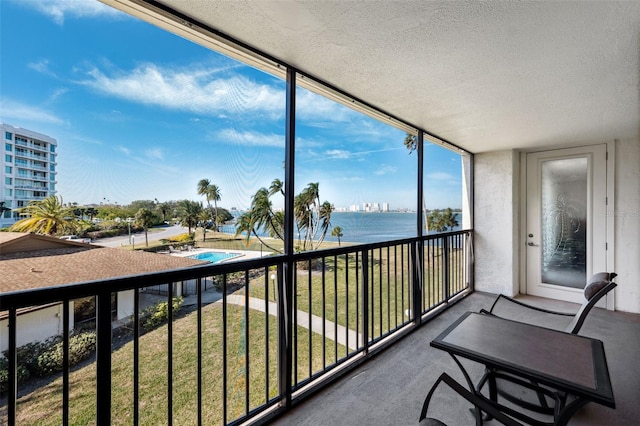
[141,297,183,330]
[168,233,193,243]
[0,357,30,394]
[34,332,97,377]
[16,341,48,372]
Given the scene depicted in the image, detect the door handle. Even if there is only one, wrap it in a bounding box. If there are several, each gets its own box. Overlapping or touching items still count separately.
[527,242,539,247]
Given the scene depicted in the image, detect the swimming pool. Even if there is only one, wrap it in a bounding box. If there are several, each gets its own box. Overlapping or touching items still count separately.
[189,251,240,263]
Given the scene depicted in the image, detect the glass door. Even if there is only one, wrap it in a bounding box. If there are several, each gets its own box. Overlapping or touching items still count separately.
[525,145,607,303]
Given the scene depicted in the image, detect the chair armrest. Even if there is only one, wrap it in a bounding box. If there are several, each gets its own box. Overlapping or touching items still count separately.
[489,294,575,317]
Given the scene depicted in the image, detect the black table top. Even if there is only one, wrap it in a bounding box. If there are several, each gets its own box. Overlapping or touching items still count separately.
[431,311,615,408]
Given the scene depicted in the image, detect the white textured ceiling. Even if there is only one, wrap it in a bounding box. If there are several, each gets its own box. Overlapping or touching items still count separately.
[123,0,639,153]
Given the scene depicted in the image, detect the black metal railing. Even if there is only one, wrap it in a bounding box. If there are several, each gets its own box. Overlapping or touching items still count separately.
[0,230,472,425]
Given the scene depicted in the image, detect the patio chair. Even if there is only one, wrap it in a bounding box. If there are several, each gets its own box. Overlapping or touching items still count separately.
[482,271,617,334]
[476,272,617,415]
[419,372,522,426]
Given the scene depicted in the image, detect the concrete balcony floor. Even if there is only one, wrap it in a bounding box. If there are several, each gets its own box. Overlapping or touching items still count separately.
[274,292,640,425]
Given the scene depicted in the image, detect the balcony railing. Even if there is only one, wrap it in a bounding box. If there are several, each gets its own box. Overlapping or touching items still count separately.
[0,230,472,425]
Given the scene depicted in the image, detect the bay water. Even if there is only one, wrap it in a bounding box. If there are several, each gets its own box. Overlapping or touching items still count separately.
[221,211,463,244]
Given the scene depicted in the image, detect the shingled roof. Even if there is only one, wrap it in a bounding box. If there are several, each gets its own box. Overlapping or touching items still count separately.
[0,232,207,293]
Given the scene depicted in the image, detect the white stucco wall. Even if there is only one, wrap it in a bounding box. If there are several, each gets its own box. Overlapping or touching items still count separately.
[0,304,73,353]
[117,290,136,320]
[473,150,519,296]
[613,138,640,313]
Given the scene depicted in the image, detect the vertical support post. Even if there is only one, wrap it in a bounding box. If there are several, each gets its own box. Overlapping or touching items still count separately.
[279,66,296,407]
[7,308,17,426]
[443,237,450,301]
[63,300,70,425]
[133,288,140,426]
[361,249,369,352]
[167,283,174,426]
[413,131,424,323]
[95,292,112,425]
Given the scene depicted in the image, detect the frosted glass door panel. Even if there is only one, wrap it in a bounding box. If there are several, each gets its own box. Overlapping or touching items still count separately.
[540,158,588,288]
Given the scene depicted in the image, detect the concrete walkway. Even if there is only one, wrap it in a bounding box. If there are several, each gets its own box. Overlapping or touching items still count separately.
[225,295,362,351]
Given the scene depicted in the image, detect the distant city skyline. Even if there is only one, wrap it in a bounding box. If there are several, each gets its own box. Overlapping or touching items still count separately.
[0,0,464,211]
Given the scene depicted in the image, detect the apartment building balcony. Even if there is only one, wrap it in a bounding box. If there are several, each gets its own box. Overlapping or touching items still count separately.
[13,151,48,161]
[13,140,50,153]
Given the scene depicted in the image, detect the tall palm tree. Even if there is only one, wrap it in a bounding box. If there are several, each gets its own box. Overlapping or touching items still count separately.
[197,179,222,232]
[10,195,73,235]
[269,178,284,196]
[208,184,221,232]
[197,178,213,216]
[134,208,155,247]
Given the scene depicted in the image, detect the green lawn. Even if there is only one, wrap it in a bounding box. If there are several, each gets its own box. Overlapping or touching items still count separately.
[11,298,343,425]
[7,236,463,424]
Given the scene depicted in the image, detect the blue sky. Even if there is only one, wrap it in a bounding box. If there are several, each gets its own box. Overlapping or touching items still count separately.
[0,0,462,211]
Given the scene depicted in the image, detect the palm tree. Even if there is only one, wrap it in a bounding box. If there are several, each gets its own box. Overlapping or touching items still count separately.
[86,207,98,222]
[234,210,281,253]
[269,178,284,196]
[134,208,155,247]
[331,226,343,246]
[198,209,210,242]
[426,211,448,233]
[209,184,221,232]
[197,179,212,206]
[197,179,222,232]
[404,133,417,154]
[441,208,459,231]
[10,195,73,235]
[158,202,170,223]
[236,181,332,253]
[178,200,202,235]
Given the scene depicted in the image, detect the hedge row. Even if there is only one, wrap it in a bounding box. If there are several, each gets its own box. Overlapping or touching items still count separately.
[0,331,96,393]
[0,298,183,394]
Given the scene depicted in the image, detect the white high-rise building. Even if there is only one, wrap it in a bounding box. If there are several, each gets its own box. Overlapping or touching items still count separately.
[1,124,57,228]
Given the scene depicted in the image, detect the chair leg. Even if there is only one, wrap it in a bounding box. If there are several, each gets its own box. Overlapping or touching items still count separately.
[420,372,523,426]
[473,368,496,421]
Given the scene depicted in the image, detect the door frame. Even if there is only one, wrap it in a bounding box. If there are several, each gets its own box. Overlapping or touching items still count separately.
[519,141,615,310]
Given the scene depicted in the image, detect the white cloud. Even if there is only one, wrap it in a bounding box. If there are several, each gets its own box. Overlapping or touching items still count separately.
[296,89,354,123]
[77,63,284,117]
[375,165,398,176]
[145,148,164,161]
[24,0,124,25]
[28,59,57,77]
[116,146,131,156]
[325,149,351,159]
[0,98,66,125]
[48,88,69,102]
[113,145,178,177]
[214,128,284,147]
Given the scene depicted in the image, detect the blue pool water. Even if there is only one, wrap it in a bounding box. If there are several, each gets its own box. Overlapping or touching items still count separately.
[189,251,239,263]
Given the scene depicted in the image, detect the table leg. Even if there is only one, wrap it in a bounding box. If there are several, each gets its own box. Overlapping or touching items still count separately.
[554,396,589,426]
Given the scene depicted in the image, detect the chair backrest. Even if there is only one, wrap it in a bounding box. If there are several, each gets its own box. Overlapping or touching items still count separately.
[565,272,617,334]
